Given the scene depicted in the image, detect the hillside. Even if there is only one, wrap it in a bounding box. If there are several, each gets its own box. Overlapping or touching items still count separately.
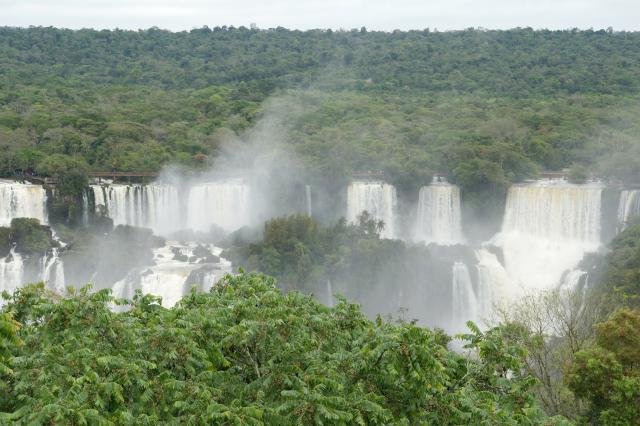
[1,27,640,200]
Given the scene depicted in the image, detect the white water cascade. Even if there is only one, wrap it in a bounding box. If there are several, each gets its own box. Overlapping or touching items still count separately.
[41,248,66,294]
[0,249,24,296]
[451,262,477,330]
[92,184,181,235]
[186,181,251,233]
[475,248,511,320]
[0,180,48,226]
[305,185,312,216]
[111,243,231,307]
[346,181,397,239]
[414,180,463,245]
[326,280,334,307]
[495,180,602,295]
[617,190,640,232]
[0,248,65,299]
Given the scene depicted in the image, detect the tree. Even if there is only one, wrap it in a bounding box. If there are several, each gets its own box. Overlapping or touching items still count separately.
[0,273,555,424]
[567,309,640,425]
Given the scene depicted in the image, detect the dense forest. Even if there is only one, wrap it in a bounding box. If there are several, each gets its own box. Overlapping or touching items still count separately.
[2,27,640,199]
[2,26,640,424]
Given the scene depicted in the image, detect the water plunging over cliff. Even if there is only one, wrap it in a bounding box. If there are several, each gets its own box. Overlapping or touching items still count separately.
[347,181,397,239]
[617,190,640,232]
[474,248,511,320]
[414,181,463,245]
[0,248,65,299]
[495,180,602,294]
[452,262,477,330]
[0,181,48,226]
[305,185,312,216]
[186,181,251,233]
[92,184,181,235]
[111,243,231,307]
[0,249,24,296]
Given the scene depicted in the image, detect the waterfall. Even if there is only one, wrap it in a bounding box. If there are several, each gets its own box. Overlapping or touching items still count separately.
[111,242,231,307]
[452,262,477,330]
[0,180,48,226]
[495,180,602,294]
[414,182,463,245]
[305,185,312,216]
[346,181,397,239]
[326,280,334,307]
[0,249,24,296]
[41,248,66,294]
[81,189,90,226]
[475,248,511,319]
[92,184,181,235]
[0,247,65,300]
[186,181,251,233]
[617,190,640,232]
[559,269,588,291]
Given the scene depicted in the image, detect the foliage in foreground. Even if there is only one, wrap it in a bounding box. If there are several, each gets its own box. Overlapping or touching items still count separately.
[0,273,555,425]
[567,309,640,425]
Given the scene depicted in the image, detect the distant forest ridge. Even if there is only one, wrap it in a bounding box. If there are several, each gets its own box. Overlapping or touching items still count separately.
[2,26,640,95]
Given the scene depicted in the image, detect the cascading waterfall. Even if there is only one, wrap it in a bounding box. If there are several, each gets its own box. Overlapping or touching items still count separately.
[414,181,463,244]
[346,181,397,239]
[559,269,588,291]
[326,280,334,307]
[92,184,181,235]
[186,180,251,233]
[0,249,24,296]
[81,189,90,226]
[305,185,312,216]
[451,262,477,330]
[111,243,232,307]
[495,180,602,294]
[617,190,640,232]
[475,248,511,320]
[41,248,66,294]
[0,180,48,226]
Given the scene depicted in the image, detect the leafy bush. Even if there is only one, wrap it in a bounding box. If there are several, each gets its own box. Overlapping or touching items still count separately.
[0,273,553,424]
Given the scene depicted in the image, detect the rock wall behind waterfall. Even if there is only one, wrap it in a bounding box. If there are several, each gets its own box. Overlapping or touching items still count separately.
[346,181,397,239]
[414,182,463,245]
[495,180,603,293]
[0,181,48,226]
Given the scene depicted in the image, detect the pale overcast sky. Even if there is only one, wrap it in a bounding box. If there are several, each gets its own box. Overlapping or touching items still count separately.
[0,0,637,32]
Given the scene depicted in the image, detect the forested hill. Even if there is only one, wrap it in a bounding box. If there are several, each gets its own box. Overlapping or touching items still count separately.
[2,27,640,95]
[1,27,640,207]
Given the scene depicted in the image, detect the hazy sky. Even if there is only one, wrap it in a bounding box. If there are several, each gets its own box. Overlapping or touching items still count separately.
[1,0,638,32]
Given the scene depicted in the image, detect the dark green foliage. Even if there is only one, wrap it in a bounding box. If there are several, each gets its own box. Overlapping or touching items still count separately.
[1,27,640,206]
[0,227,11,257]
[8,218,56,255]
[602,223,640,306]
[225,213,396,292]
[0,273,553,424]
[567,164,589,184]
[567,309,640,425]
